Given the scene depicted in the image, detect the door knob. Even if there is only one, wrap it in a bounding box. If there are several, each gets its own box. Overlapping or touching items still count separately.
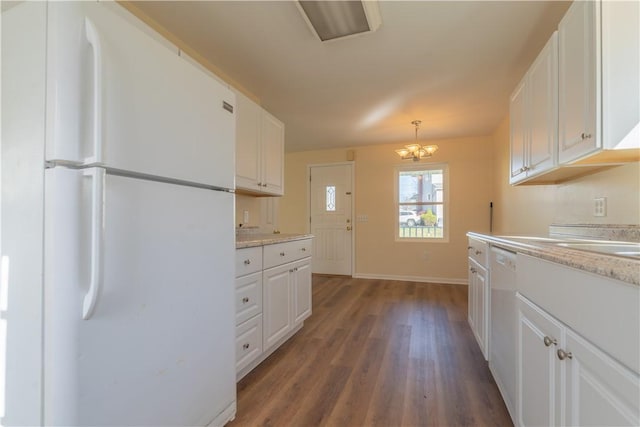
[346,226,352,231]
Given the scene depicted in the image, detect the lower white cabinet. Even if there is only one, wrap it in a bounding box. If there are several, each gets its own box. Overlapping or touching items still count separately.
[468,259,488,359]
[263,257,312,349]
[468,237,489,360]
[517,294,639,426]
[263,263,293,349]
[235,237,312,380]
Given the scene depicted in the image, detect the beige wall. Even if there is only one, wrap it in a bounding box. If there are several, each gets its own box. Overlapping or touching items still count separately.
[492,117,640,234]
[280,137,495,283]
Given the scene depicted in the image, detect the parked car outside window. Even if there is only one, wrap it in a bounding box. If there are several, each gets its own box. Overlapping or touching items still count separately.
[399,210,422,226]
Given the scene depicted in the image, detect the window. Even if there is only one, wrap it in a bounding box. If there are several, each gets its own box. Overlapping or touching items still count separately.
[395,164,448,241]
[326,185,336,211]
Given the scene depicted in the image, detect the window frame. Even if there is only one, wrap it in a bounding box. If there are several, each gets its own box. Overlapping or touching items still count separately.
[394,163,450,243]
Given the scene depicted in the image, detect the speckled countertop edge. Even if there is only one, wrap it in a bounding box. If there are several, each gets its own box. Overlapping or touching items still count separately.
[467,232,640,286]
[236,233,314,249]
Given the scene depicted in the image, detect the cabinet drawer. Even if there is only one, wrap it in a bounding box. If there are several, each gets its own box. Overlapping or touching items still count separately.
[263,239,312,269]
[235,247,262,277]
[235,272,262,325]
[467,237,489,267]
[236,314,263,373]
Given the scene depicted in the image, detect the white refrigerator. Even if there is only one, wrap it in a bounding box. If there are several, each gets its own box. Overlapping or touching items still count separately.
[2,2,236,426]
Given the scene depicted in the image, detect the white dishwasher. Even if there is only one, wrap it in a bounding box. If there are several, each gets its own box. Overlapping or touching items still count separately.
[489,246,517,422]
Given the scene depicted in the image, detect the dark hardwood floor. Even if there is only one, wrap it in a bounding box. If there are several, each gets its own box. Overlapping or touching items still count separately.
[228,276,513,427]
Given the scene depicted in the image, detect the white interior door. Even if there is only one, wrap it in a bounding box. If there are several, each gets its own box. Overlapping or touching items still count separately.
[309,164,353,275]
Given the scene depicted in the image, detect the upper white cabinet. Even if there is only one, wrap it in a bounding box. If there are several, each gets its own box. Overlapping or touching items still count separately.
[510,0,639,185]
[559,0,639,163]
[558,0,597,163]
[510,32,558,184]
[234,90,284,196]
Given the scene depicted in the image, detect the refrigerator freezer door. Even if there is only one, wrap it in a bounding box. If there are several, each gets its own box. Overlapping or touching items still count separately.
[44,167,236,426]
[45,2,235,189]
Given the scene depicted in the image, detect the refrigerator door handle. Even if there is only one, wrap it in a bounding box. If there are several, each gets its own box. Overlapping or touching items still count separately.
[84,17,103,165]
[82,168,105,320]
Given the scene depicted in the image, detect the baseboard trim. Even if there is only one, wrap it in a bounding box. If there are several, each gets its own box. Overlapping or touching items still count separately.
[352,273,468,285]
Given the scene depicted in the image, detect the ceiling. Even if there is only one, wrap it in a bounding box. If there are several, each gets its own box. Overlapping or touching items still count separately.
[130,1,571,152]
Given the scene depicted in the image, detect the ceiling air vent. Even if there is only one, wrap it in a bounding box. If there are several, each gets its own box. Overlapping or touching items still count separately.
[297,0,382,42]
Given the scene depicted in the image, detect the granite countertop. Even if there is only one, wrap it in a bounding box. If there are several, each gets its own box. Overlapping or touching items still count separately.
[236,233,314,249]
[467,231,640,286]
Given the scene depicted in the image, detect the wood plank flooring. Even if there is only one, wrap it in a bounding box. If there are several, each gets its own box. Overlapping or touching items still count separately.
[228,276,513,427]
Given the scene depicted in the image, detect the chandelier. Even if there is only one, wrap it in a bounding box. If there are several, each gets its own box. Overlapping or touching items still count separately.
[395,120,438,161]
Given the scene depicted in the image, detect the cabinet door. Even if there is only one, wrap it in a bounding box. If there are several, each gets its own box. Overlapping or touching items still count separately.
[475,264,488,360]
[235,90,262,192]
[263,264,292,349]
[528,32,557,177]
[509,79,528,184]
[517,295,564,427]
[564,329,640,426]
[261,110,284,196]
[293,259,312,325]
[468,259,488,359]
[558,0,598,163]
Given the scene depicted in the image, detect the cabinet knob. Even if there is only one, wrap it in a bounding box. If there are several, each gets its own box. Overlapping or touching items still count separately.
[470,267,477,274]
[543,336,557,347]
[244,259,251,265]
[243,343,250,350]
[280,252,285,257]
[467,246,473,250]
[242,297,249,304]
[262,183,267,187]
[301,247,306,252]
[581,132,592,140]
[557,349,573,360]
[475,250,482,255]
[257,182,263,187]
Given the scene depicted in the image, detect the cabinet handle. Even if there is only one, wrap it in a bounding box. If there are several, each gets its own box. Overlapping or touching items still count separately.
[470,267,477,274]
[581,132,592,140]
[294,267,298,272]
[262,183,267,187]
[244,259,251,265]
[289,269,294,273]
[257,182,263,187]
[301,248,306,252]
[243,343,250,350]
[543,336,557,347]
[557,349,573,360]
[242,297,249,304]
[475,250,482,255]
[467,246,473,250]
[280,252,285,256]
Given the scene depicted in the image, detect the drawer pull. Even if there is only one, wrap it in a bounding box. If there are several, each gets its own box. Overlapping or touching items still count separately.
[242,297,249,304]
[244,259,251,265]
[557,349,572,360]
[280,252,285,257]
[243,343,250,350]
[543,336,557,347]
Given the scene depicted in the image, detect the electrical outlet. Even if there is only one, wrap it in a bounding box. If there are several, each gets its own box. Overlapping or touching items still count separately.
[594,197,607,217]
[356,214,368,222]
[243,210,250,224]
